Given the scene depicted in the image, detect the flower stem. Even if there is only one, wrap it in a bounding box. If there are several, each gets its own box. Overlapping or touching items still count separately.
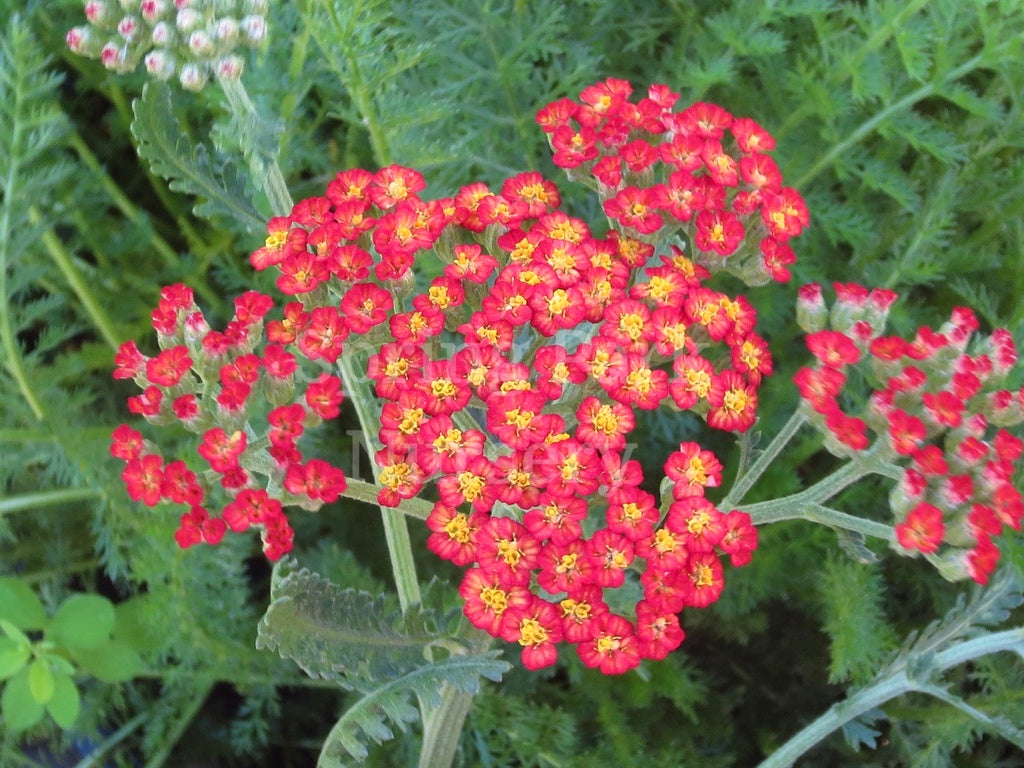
[339,353,421,612]
[758,627,1024,768]
[741,442,896,540]
[0,488,104,516]
[419,683,475,768]
[722,410,807,508]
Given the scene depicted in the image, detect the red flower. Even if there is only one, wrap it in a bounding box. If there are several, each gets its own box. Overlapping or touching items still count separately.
[340,282,393,334]
[121,453,164,506]
[426,503,486,566]
[694,209,744,256]
[895,502,944,554]
[576,613,640,675]
[636,600,685,660]
[719,510,758,566]
[707,370,758,432]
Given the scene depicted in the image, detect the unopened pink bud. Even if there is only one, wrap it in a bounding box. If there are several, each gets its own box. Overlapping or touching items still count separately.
[188,30,214,56]
[144,50,175,79]
[176,7,201,33]
[66,26,91,53]
[214,17,239,45]
[216,54,244,80]
[240,14,266,44]
[179,62,207,91]
[117,15,139,40]
[151,21,172,45]
[141,0,167,24]
[84,0,109,23]
[100,41,124,69]
[796,283,826,333]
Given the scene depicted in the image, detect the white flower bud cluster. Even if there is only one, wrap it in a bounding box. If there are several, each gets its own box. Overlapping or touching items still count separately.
[67,0,268,91]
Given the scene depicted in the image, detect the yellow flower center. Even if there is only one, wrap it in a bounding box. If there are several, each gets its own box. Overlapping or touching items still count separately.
[265,230,287,249]
[548,289,571,315]
[444,514,471,543]
[398,408,424,435]
[596,635,622,654]
[625,367,653,395]
[457,471,486,501]
[560,598,592,621]
[385,359,408,377]
[431,379,457,399]
[592,404,620,436]
[619,313,645,341]
[723,388,749,414]
[556,553,578,574]
[428,285,452,309]
[480,586,508,613]
[497,538,522,567]
[692,562,714,588]
[687,510,712,535]
[653,528,678,554]
[686,369,712,397]
[379,462,410,489]
[432,428,463,455]
[518,617,549,647]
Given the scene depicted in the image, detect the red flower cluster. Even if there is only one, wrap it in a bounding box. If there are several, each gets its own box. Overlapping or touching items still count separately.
[114,80,800,671]
[537,78,808,284]
[794,283,1024,584]
[111,285,349,560]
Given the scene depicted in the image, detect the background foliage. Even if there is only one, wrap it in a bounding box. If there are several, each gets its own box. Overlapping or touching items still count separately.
[1,0,1023,765]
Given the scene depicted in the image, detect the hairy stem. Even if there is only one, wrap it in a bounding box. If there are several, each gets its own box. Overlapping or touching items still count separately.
[722,410,807,508]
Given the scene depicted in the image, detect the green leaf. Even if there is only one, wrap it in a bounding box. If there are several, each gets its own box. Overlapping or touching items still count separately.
[256,564,458,691]
[0,618,31,647]
[0,577,47,630]
[28,657,54,704]
[318,653,510,765]
[1,667,44,731]
[70,640,142,683]
[49,593,115,649]
[45,672,80,729]
[0,636,30,679]
[131,81,264,232]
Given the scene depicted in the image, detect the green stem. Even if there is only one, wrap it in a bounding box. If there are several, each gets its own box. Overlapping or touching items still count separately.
[0,488,103,515]
[758,627,1024,768]
[339,353,421,612]
[142,682,214,768]
[741,444,896,540]
[343,477,432,520]
[316,0,393,166]
[419,683,475,768]
[28,205,121,349]
[70,713,148,768]
[722,410,807,508]
[216,75,294,218]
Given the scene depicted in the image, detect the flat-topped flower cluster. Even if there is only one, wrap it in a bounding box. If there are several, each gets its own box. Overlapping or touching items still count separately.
[795,283,1024,584]
[110,78,812,672]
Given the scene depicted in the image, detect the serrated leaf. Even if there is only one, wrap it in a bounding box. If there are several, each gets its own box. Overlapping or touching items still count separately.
[317,653,510,766]
[841,707,886,750]
[45,672,80,729]
[256,565,456,691]
[49,593,114,649]
[131,82,264,232]
[70,640,142,683]
[0,577,47,630]
[1,666,44,731]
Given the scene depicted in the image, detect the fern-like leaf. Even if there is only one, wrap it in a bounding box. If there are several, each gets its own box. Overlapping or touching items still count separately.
[821,557,897,684]
[131,82,263,232]
[317,653,509,766]
[256,561,484,692]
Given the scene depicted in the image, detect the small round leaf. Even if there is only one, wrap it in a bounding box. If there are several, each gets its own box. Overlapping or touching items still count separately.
[0,578,47,630]
[70,640,142,683]
[49,594,115,649]
[28,658,55,704]
[2,667,45,731]
[0,637,30,679]
[46,673,80,729]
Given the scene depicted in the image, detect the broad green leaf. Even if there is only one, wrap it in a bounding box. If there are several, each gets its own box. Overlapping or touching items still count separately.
[131,81,264,232]
[49,594,115,649]
[46,673,80,729]
[0,619,31,648]
[28,657,54,704]
[2,667,44,731]
[0,577,47,630]
[70,640,142,683]
[0,636,30,679]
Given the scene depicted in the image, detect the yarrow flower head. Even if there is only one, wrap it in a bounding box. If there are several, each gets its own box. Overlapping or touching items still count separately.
[113,79,793,673]
[793,283,1024,585]
[67,0,268,90]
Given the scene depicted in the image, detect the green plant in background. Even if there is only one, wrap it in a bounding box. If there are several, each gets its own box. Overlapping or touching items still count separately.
[0,579,142,733]
[2,0,1024,767]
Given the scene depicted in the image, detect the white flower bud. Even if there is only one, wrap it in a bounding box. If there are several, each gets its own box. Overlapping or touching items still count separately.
[213,17,239,45]
[144,50,176,79]
[176,7,202,33]
[188,29,215,56]
[179,62,208,91]
[66,26,92,54]
[140,0,168,24]
[84,0,110,24]
[215,54,244,81]
[151,20,173,45]
[117,14,139,40]
[239,14,265,44]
